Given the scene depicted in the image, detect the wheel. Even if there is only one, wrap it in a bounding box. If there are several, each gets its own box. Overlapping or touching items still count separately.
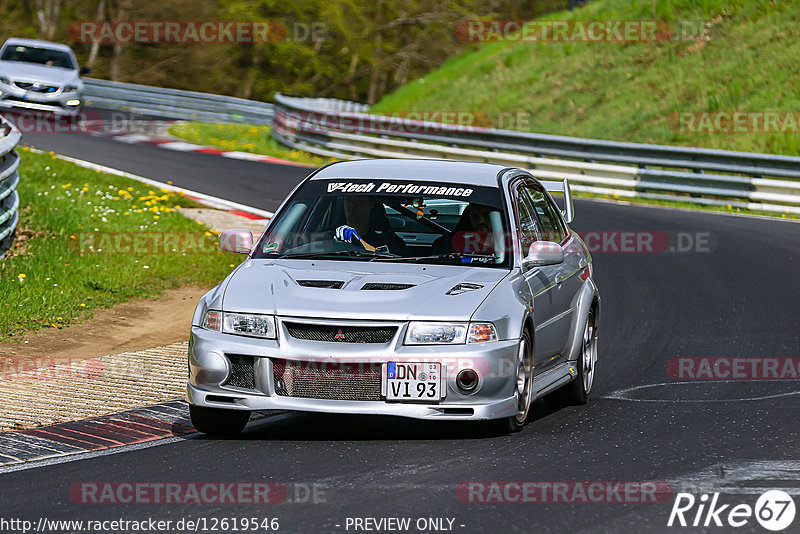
[546,311,597,407]
[189,405,251,436]
[499,329,533,433]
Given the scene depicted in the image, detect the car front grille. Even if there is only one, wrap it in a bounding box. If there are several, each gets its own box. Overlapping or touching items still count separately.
[284,322,397,343]
[272,359,382,401]
[14,81,59,93]
[224,354,256,389]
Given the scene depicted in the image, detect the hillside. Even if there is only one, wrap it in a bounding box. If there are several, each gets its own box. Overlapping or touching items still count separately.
[371,0,800,155]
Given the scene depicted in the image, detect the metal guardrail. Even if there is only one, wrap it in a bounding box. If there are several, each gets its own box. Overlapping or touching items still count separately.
[272,93,800,215]
[0,115,21,254]
[83,78,274,123]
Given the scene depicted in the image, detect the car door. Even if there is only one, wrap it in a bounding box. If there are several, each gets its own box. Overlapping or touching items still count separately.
[511,182,562,375]
[524,181,581,363]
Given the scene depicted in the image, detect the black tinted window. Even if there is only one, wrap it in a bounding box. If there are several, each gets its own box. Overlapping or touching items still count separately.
[525,184,565,242]
[515,185,540,253]
[0,45,75,69]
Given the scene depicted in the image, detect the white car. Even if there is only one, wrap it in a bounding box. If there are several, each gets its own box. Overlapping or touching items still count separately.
[0,38,89,115]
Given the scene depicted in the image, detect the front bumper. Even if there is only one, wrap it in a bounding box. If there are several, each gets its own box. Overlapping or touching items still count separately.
[186,321,521,421]
[0,83,82,115]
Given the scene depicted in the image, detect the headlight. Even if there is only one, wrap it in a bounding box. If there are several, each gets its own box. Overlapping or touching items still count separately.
[404,321,498,345]
[62,85,78,92]
[202,310,222,331]
[222,312,276,339]
[0,77,9,85]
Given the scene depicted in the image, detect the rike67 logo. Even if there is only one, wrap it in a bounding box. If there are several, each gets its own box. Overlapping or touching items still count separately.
[668,490,796,531]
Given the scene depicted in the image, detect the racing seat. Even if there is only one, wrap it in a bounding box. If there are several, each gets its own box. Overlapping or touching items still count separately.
[431,205,496,256]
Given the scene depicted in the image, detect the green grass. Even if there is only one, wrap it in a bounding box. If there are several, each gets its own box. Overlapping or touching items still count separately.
[372,0,800,156]
[168,122,337,167]
[0,149,242,342]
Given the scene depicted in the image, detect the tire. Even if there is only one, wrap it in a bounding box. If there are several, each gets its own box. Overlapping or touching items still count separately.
[546,311,597,407]
[499,329,534,433]
[189,404,251,436]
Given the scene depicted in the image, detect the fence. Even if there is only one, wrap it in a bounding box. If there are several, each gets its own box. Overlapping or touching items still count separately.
[83,78,274,123]
[272,93,800,215]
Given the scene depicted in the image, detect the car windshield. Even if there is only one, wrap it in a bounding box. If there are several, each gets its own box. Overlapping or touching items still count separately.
[252,178,511,268]
[0,45,75,69]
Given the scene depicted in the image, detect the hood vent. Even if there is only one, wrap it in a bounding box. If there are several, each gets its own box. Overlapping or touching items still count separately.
[446,283,483,295]
[361,282,415,291]
[297,279,344,289]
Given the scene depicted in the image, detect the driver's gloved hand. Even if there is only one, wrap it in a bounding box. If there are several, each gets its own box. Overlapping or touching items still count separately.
[334,225,362,243]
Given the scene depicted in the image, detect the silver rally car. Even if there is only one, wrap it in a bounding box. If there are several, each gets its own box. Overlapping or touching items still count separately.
[187,159,600,435]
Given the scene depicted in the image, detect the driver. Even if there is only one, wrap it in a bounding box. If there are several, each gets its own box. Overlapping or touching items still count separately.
[333,196,405,253]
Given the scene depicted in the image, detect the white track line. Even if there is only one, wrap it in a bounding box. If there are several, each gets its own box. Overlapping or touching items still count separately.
[28,148,274,218]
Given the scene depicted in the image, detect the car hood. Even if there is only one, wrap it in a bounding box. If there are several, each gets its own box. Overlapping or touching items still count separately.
[221,259,510,321]
[0,61,79,85]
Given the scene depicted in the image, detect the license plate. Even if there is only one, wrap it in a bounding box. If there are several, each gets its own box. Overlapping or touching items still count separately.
[382,362,442,401]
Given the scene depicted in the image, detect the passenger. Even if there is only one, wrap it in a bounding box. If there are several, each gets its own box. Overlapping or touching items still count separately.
[433,203,497,255]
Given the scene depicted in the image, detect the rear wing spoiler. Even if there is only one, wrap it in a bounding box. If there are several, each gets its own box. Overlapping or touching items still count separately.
[541,178,574,224]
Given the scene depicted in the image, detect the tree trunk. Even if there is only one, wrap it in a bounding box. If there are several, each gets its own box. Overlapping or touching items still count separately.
[86,0,105,69]
[110,0,132,81]
[34,0,62,40]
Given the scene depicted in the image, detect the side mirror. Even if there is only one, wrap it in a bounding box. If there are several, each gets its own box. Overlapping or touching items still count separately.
[524,241,564,267]
[219,229,253,254]
[79,66,92,75]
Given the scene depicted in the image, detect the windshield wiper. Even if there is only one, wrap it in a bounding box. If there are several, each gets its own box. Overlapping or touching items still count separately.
[374,252,498,263]
[279,250,398,260]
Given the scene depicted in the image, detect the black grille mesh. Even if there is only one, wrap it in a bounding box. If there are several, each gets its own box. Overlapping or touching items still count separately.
[284,322,396,343]
[225,354,255,389]
[272,359,382,401]
[296,280,344,289]
[361,283,415,290]
[15,81,58,92]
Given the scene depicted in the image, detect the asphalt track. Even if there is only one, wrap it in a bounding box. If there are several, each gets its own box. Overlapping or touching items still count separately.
[3,112,800,533]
